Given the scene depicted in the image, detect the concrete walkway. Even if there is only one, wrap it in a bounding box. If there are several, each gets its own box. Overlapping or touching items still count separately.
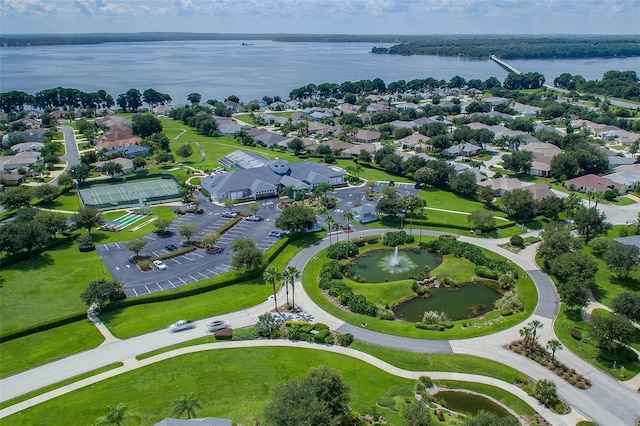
[0,340,584,425]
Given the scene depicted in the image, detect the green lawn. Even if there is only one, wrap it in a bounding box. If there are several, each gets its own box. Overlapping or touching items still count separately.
[2,347,413,426]
[94,206,176,245]
[431,256,477,284]
[3,347,534,425]
[303,239,537,339]
[554,305,640,380]
[587,246,640,307]
[0,240,109,336]
[351,342,524,384]
[39,189,81,212]
[418,187,507,216]
[0,320,104,378]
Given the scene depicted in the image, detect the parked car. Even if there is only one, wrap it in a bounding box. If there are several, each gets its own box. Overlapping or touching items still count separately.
[221,211,238,218]
[207,320,230,332]
[165,244,179,251]
[153,260,168,270]
[245,215,264,222]
[268,231,284,238]
[169,320,194,332]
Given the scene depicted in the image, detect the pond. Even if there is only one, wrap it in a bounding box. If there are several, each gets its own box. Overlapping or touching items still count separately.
[393,282,500,322]
[346,248,442,282]
[434,391,514,418]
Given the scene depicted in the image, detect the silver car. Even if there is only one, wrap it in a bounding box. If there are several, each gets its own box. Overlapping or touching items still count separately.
[207,320,230,332]
[169,320,194,332]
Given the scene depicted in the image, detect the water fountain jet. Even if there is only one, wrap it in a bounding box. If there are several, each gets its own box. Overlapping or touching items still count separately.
[391,246,400,267]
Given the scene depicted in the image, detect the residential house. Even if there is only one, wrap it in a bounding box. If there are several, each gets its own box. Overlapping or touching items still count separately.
[512,102,541,117]
[450,162,487,183]
[2,129,47,147]
[16,117,41,129]
[389,120,415,129]
[525,183,556,201]
[606,172,640,192]
[308,122,336,136]
[352,204,378,223]
[565,174,626,194]
[0,170,25,186]
[277,137,317,152]
[354,130,381,144]
[216,120,243,137]
[285,100,303,110]
[309,110,333,121]
[614,235,640,250]
[115,145,150,159]
[340,143,380,158]
[366,102,392,114]
[105,157,134,173]
[307,140,354,155]
[0,151,43,172]
[253,131,287,148]
[481,96,509,106]
[442,143,481,158]
[396,133,430,150]
[608,156,636,169]
[479,177,524,196]
[520,142,561,177]
[10,142,44,153]
[268,101,286,111]
[339,103,359,115]
[223,100,241,113]
[152,105,172,116]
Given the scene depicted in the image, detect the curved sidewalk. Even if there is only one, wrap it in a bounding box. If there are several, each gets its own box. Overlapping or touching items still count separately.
[0,340,577,425]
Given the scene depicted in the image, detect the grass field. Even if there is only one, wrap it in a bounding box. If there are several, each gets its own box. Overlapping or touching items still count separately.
[586,246,640,307]
[39,189,81,212]
[302,239,537,339]
[554,305,640,380]
[2,346,534,426]
[0,240,109,336]
[0,320,104,378]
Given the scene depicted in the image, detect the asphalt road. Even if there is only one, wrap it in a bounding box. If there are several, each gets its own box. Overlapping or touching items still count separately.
[59,125,80,167]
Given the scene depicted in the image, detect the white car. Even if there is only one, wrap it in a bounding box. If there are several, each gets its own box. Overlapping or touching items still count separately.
[153,260,168,270]
[169,320,194,332]
[207,320,230,332]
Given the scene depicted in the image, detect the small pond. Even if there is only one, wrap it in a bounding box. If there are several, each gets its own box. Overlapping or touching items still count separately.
[346,248,442,282]
[434,391,513,418]
[393,282,500,321]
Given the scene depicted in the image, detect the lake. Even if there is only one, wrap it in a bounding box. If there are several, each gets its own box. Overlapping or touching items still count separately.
[2,39,639,104]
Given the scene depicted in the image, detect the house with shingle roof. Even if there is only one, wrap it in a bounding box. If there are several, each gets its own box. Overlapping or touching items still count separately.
[565,174,626,194]
[520,142,561,177]
[354,130,380,144]
[479,177,524,196]
[253,131,287,147]
[352,204,378,223]
[443,143,481,158]
[396,133,430,150]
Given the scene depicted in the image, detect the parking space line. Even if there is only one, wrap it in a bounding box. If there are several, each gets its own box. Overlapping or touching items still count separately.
[156,283,163,290]
[172,258,182,264]
[188,274,198,281]
[199,272,208,278]
[146,235,156,241]
[207,269,218,275]
[103,245,109,250]
[114,242,120,249]
[144,285,151,293]
[168,281,176,288]
[178,277,187,285]
[132,288,139,296]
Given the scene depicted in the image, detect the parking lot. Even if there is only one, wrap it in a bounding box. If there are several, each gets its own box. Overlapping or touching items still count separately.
[98,183,418,297]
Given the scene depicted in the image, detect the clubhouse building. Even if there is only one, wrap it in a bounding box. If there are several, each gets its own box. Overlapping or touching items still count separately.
[201,150,346,202]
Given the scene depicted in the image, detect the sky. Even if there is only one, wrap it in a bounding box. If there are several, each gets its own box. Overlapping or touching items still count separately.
[0,0,639,35]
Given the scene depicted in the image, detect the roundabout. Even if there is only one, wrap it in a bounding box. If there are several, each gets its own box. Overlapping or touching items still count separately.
[1,229,639,425]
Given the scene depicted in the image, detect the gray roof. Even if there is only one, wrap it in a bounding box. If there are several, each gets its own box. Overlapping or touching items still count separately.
[219,150,271,169]
[254,132,286,147]
[615,235,640,250]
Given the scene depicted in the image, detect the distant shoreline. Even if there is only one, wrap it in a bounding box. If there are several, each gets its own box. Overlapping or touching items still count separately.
[2,33,639,60]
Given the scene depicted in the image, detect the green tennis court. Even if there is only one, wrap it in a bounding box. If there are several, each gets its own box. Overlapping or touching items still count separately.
[78,177,181,210]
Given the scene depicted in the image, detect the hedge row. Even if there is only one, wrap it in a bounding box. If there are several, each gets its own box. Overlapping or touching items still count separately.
[384,216,515,231]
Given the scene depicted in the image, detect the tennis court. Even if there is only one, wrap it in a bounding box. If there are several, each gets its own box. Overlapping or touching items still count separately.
[79,177,181,210]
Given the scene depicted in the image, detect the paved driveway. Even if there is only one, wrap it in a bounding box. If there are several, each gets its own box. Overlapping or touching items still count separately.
[98,193,285,297]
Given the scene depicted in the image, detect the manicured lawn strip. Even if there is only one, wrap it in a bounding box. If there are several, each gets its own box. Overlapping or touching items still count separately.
[332,159,413,183]
[102,233,320,338]
[302,238,537,339]
[0,362,123,410]
[0,320,104,378]
[39,189,81,212]
[2,348,412,426]
[136,337,210,360]
[435,380,536,416]
[93,206,176,245]
[553,305,640,380]
[585,246,640,307]
[431,256,477,284]
[0,241,110,335]
[350,342,524,383]
[419,187,507,217]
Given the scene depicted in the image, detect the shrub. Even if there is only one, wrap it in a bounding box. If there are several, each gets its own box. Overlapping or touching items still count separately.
[231,326,258,341]
[313,329,330,343]
[475,265,500,280]
[422,310,449,325]
[327,240,359,259]
[377,308,395,321]
[353,274,365,283]
[589,237,616,258]
[382,230,414,246]
[337,333,354,347]
[510,235,524,247]
[570,328,582,340]
[495,291,522,312]
[214,328,233,340]
[324,335,334,345]
[287,324,301,341]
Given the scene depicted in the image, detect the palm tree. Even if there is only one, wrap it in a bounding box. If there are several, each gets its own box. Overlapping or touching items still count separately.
[281,269,292,308]
[324,214,333,246]
[530,319,543,346]
[173,394,202,419]
[285,265,301,310]
[519,323,534,353]
[95,403,128,426]
[263,267,281,312]
[547,339,563,362]
[343,211,355,253]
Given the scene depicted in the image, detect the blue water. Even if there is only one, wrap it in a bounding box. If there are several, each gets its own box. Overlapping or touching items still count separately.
[2,39,638,103]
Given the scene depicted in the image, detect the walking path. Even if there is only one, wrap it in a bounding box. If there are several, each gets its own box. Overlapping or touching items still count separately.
[0,340,578,425]
[3,229,640,425]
